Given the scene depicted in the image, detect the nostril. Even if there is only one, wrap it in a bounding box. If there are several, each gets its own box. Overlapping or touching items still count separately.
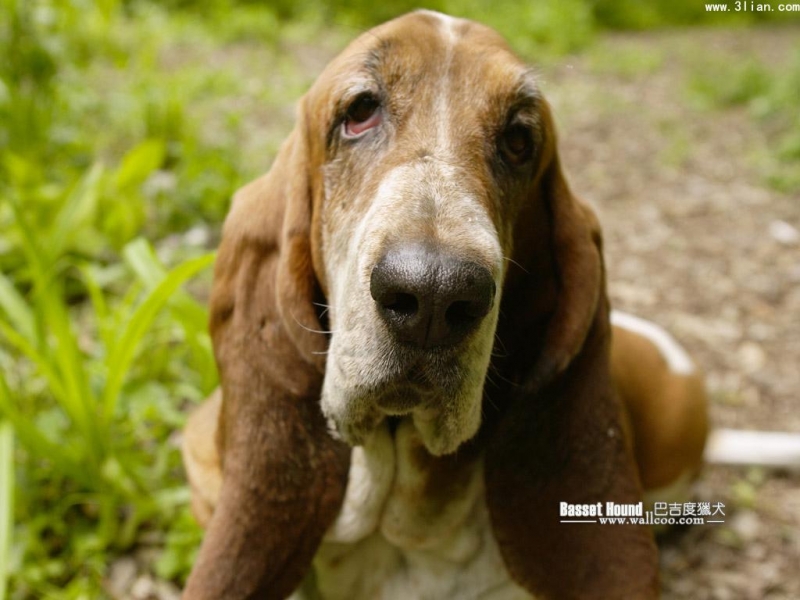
[445,300,483,326]
[382,292,418,316]
[445,272,494,325]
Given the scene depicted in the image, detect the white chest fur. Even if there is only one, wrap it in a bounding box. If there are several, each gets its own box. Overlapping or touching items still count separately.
[292,420,532,600]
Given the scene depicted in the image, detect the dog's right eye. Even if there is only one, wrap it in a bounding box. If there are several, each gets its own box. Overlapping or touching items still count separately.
[343,94,382,138]
[500,123,533,166]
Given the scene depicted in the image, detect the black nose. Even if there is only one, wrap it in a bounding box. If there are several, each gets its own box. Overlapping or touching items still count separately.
[370,245,496,348]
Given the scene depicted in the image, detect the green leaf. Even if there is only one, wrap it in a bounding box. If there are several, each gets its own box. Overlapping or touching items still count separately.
[0,319,70,407]
[102,250,215,421]
[38,281,103,462]
[0,422,12,600]
[114,139,166,190]
[123,238,165,290]
[0,272,35,345]
[123,238,210,333]
[7,194,49,292]
[0,375,86,486]
[78,264,112,352]
[123,239,217,392]
[49,163,105,263]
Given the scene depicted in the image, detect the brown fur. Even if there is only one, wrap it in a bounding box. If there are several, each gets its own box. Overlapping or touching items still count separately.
[611,326,708,490]
[182,113,351,600]
[482,139,658,598]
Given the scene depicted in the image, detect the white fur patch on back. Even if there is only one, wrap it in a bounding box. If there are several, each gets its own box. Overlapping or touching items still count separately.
[705,428,800,468]
[611,310,695,375]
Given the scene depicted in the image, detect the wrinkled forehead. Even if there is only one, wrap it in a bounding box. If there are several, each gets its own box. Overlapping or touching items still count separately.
[307,11,540,120]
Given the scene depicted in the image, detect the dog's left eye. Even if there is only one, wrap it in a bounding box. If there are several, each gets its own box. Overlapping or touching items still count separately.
[500,124,533,165]
[343,94,382,138]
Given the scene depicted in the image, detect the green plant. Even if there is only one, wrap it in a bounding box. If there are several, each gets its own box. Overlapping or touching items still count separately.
[449,0,595,57]
[1,154,215,594]
[687,50,800,192]
[0,232,214,595]
[0,422,12,600]
[689,58,773,108]
[1,141,167,286]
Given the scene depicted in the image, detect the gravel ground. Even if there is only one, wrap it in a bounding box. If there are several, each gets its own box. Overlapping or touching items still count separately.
[109,26,800,600]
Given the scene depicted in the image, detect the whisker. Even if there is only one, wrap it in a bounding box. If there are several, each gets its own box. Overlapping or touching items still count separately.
[503,255,529,274]
[292,313,336,336]
[484,372,498,388]
[487,363,519,388]
[491,331,510,358]
[312,301,331,318]
[482,390,499,412]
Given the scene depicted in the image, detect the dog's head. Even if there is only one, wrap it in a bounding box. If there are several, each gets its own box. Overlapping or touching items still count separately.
[270,11,601,456]
[191,12,655,599]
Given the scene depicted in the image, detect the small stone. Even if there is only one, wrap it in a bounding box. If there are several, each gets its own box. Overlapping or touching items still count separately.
[731,510,761,543]
[738,341,767,374]
[769,220,799,246]
[106,557,137,596]
[153,580,182,600]
[131,575,156,600]
[184,226,210,247]
[143,170,177,197]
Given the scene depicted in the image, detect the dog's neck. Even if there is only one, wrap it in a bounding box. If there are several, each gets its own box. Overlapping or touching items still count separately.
[307,418,531,600]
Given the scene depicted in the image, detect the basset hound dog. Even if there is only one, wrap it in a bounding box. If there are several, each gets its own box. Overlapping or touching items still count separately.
[181,11,709,600]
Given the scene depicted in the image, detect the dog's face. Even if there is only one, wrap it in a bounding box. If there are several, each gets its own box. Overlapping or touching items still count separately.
[304,11,552,456]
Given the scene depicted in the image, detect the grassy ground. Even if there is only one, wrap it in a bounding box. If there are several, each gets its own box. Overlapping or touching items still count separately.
[1,1,799,598]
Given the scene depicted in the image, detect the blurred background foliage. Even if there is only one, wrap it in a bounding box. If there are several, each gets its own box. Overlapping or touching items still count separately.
[0,0,798,597]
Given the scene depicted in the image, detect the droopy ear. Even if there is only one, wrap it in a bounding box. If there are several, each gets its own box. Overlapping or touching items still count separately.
[484,106,659,598]
[183,100,350,600]
[526,102,602,391]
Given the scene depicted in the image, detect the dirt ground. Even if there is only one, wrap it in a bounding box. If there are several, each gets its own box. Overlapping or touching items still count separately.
[545,28,800,600]
[111,26,800,600]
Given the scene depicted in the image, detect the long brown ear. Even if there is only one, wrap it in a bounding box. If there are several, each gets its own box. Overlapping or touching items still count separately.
[183,100,350,600]
[526,152,602,390]
[484,106,659,598]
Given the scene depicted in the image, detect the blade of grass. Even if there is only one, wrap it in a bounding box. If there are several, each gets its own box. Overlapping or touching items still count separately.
[7,194,47,287]
[49,163,104,264]
[114,139,165,190]
[0,320,70,406]
[0,274,70,406]
[123,238,209,332]
[123,238,165,290]
[41,285,104,464]
[0,274,35,344]
[101,250,215,422]
[0,375,87,486]
[123,239,217,392]
[0,274,100,473]
[9,196,105,461]
[78,264,113,352]
[0,421,12,600]
[8,194,55,357]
